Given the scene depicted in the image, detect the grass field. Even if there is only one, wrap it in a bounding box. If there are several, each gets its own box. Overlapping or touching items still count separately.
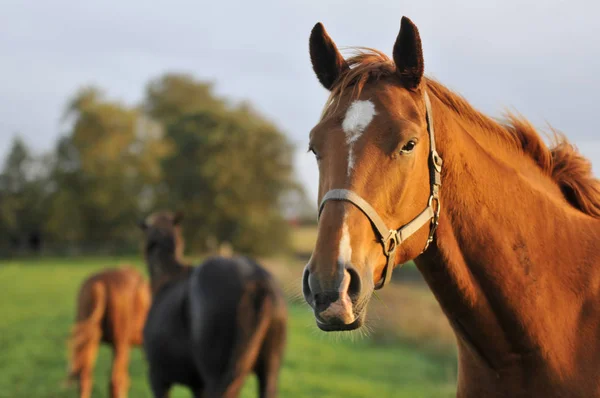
[0,256,457,397]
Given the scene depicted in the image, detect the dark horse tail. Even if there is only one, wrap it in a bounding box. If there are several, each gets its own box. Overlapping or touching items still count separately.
[67,280,106,381]
[220,281,276,396]
[189,257,284,397]
[235,287,274,370]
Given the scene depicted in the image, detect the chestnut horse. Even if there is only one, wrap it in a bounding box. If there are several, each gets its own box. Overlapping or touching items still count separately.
[139,211,287,398]
[67,266,151,398]
[303,16,600,397]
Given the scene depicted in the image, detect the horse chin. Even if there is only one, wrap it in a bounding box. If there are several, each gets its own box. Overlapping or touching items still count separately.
[315,312,365,332]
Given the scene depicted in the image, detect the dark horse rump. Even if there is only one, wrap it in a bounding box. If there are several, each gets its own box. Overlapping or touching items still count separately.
[143,256,287,398]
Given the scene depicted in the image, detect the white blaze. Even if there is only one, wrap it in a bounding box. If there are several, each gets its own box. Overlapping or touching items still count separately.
[341,100,376,176]
[319,214,355,325]
[338,216,352,266]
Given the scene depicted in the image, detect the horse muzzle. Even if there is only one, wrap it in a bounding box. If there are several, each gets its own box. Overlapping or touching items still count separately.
[303,265,367,331]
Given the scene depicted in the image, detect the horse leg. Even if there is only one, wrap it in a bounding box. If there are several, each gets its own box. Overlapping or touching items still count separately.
[199,359,248,398]
[149,371,171,398]
[69,281,105,398]
[204,372,249,398]
[151,385,171,398]
[78,339,100,398]
[256,320,287,398]
[109,343,131,398]
[191,386,205,398]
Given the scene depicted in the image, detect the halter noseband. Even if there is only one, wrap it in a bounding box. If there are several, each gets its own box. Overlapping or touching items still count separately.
[317,90,442,290]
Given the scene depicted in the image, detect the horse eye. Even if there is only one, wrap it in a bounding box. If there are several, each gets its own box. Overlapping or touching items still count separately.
[308,146,321,160]
[400,140,416,154]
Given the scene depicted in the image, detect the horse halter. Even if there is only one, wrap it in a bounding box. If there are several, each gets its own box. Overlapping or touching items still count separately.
[317,90,443,290]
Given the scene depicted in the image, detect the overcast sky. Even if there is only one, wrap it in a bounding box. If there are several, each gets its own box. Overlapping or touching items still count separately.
[1,0,599,201]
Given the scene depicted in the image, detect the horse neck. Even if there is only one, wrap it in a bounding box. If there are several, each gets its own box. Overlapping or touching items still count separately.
[146,249,189,294]
[416,97,600,377]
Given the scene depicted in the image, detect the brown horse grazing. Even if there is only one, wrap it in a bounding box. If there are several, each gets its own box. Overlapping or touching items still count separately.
[303,16,600,397]
[67,266,151,398]
[139,211,287,398]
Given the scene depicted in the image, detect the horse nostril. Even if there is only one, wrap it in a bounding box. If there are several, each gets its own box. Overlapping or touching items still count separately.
[302,266,311,301]
[346,266,361,299]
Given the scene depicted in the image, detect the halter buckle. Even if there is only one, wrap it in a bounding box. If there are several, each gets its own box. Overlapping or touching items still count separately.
[382,230,398,256]
[424,194,441,252]
[428,195,441,221]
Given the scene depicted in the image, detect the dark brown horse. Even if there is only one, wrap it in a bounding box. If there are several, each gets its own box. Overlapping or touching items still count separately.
[67,266,151,398]
[139,211,287,398]
[303,16,600,397]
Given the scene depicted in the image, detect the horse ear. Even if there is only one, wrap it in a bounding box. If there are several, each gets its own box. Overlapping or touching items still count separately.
[393,17,424,90]
[173,211,184,226]
[309,23,349,90]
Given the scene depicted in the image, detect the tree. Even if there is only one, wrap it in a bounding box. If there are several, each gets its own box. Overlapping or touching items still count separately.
[144,73,226,127]
[161,108,296,255]
[0,137,49,254]
[145,74,299,255]
[45,87,171,250]
[0,73,304,257]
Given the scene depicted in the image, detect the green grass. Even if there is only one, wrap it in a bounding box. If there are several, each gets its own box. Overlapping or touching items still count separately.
[0,257,456,397]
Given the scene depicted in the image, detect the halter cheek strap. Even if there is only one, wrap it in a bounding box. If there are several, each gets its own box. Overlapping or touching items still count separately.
[317,90,442,290]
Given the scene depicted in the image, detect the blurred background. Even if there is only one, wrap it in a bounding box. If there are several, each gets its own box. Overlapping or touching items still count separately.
[0,0,598,397]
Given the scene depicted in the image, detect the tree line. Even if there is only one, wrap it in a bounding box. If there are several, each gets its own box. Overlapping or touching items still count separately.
[0,73,312,257]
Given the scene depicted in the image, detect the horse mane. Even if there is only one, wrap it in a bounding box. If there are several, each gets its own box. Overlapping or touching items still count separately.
[324,48,600,218]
